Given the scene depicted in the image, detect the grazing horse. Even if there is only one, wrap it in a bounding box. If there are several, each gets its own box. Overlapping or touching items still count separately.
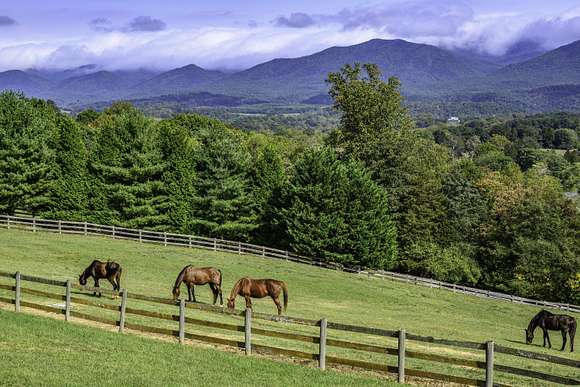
[172,266,223,305]
[525,310,576,352]
[227,278,288,315]
[79,260,122,297]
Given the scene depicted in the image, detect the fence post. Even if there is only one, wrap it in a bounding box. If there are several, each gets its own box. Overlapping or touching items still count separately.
[238,241,242,255]
[486,341,494,387]
[262,247,265,257]
[213,238,217,252]
[65,280,71,321]
[398,329,406,383]
[112,225,115,239]
[245,308,252,355]
[119,289,127,333]
[33,218,36,233]
[179,299,185,344]
[188,235,192,248]
[285,250,289,260]
[164,232,167,247]
[7,216,11,229]
[138,229,142,242]
[15,272,21,312]
[84,221,88,236]
[58,220,62,234]
[319,318,327,370]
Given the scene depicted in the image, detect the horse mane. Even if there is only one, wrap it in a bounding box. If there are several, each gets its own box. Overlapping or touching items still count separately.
[228,278,245,302]
[528,310,553,332]
[173,265,190,292]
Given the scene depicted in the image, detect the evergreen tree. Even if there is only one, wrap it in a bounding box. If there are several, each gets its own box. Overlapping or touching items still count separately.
[0,92,57,215]
[172,114,257,240]
[279,147,397,269]
[90,103,169,229]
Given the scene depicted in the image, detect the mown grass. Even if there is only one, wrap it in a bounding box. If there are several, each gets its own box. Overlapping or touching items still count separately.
[0,228,578,386]
[0,309,393,386]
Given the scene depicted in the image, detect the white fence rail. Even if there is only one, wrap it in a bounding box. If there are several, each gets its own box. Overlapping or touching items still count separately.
[1,214,579,313]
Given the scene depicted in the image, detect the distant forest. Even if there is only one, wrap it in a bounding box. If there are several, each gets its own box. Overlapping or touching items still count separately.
[1,63,578,304]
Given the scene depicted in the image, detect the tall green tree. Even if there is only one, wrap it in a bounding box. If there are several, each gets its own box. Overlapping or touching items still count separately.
[279,147,397,269]
[0,92,57,215]
[89,103,169,229]
[327,64,450,252]
[172,114,257,240]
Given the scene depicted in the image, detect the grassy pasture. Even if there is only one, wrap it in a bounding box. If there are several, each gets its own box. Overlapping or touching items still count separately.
[0,228,578,386]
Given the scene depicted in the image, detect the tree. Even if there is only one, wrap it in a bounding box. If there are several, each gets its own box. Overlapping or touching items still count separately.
[553,129,578,150]
[172,114,258,240]
[0,92,57,215]
[89,103,169,229]
[278,147,397,269]
[327,64,450,252]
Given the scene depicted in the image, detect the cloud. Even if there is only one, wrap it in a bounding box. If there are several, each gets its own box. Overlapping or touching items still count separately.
[0,16,16,26]
[126,16,166,32]
[274,13,316,28]
[90,18,113,32]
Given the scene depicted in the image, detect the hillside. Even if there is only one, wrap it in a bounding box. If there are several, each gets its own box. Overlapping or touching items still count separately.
[0,310,386,386]
[0,228,578,386]
[0,70,53,96]
[130,64,225,97]
[491,40,580,89]
[206,39,493,100]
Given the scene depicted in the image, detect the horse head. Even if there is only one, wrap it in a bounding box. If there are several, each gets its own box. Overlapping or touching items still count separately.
[525,328,534,344]
[172,286,180,300]
[79,272,87,286]
[227,298,235,310]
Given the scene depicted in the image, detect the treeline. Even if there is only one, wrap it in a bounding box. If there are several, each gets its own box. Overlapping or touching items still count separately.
[1,63,578,304]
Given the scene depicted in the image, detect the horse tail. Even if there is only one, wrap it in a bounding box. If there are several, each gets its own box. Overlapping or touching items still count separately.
[281,281,288,312]
[218,269,223,287]
[116,266,122,290]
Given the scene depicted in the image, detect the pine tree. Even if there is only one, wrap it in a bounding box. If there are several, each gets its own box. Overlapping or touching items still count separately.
[279,147,397,269]
[0,92,57,215]
[172,114,257,240]
[89,103,169,229]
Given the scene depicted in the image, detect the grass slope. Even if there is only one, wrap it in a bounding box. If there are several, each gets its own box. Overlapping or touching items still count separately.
[0,228,578,385]
[0,309,389,386]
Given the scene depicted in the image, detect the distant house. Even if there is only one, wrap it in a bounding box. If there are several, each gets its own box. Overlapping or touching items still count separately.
[447,116,461,125]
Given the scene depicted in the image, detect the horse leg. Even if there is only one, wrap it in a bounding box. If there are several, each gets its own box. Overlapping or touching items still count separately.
[107,277,117,299]
[561,331,567,351]
[209,284,218,305]
[244,296,252,309]
[94,278,101,297]
[546,330,552,349]
[272,297,282,316]
[186,284,192,302]
[216,284,223,306]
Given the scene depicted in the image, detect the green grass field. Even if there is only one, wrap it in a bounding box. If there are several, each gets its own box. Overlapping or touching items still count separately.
[0,228,578,386]
[0,309,392,386]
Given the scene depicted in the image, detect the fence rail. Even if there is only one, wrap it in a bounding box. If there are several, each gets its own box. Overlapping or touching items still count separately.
[0,270,578,386]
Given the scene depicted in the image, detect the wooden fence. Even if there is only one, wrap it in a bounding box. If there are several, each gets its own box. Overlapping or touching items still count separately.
[0,270,578,386]
[0,214,579,314]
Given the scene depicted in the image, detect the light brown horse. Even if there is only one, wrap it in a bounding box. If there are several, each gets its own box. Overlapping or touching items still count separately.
[172,266,223,305]
[79,260,122,297]
[227,278,288,315]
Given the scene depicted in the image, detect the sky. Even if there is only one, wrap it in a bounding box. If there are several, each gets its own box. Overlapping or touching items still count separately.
[1,0,580,71]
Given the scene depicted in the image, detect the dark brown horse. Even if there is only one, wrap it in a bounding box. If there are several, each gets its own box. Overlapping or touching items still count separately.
[79,260,122,297]
[227,278,288,315]
[525,310,576,352]
[172,266,223,305]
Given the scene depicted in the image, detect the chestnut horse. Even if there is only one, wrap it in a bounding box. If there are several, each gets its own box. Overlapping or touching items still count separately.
[227,278,288,315]
[79,260,122,297]
[525,309,576,352]
[172,266,223,305]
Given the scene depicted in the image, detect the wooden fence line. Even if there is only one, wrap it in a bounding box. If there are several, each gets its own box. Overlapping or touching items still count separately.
[1,214,578,314]
[0,270,578,386]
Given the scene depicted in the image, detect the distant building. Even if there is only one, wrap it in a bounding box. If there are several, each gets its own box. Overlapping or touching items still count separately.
[447,116,461,125]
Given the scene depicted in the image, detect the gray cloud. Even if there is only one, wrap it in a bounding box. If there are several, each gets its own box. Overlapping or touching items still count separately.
[519,16,580,49]
[0,16,17,26]
[126,16,166,32]
[274,12,316,28]
[89,17,113,32]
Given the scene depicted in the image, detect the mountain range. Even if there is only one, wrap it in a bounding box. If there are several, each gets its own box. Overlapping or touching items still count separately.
[1,38,579,115]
